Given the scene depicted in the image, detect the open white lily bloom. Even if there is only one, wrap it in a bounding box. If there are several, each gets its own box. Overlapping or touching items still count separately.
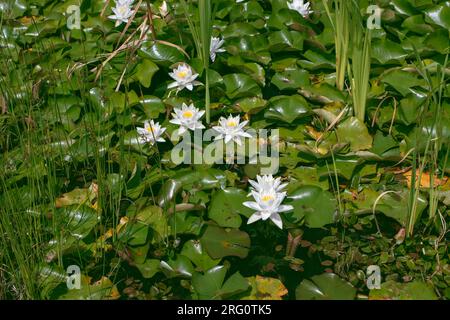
[159,1,169,17]
[170,103,205,135]
[212,115,252,146]
[116,0,134,4]
[137,120,166,145]
[287,0,312,17]
[248,174,288,194]
[210,37,225,62]
[168,63,200,92]
[108,0,134,27]
[243,188,293,229]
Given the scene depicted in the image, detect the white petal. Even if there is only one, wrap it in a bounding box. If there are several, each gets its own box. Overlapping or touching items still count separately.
[248,179,260,191]
[195,123,206,130]
[243,201,261,211]
[278,204,294,213]
[239,131,252,138]
[167,81,178,89]
[197,110,205,118]
[178,126,187,135]
[247,213,263,225]
[270,213,283,229]
[170,119,181,125]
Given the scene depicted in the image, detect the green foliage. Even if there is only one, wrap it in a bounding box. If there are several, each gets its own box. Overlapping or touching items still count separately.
[0,0,449,301]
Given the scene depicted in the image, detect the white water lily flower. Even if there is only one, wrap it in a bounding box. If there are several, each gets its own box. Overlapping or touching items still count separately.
[137,120,166,145]
[212,114,252,146]
[116,0,134,4]
[243,188,293,229]
[159,1,169,17]
[210,37,225,62]
[108,0,134,27]
[248,174,288,194]
[287,0,312,17]
[168,63,200,92]
[170,103,205,135]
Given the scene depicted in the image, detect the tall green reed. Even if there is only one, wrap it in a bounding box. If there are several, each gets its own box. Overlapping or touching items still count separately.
[322,0,350,92]
[347,0,371,122]
[180,0,213,123]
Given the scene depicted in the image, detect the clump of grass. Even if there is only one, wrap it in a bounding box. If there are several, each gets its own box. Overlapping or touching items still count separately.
[347,0,371,122]
[322,0,350,92]
[407,53,449,237]
[180,0,213,123]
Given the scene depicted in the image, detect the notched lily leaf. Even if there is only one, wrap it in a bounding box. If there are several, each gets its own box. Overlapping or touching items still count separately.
[201,225,251,259]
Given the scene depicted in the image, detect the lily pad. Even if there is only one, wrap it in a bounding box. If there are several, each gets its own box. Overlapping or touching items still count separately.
[295,273,356,300]
[242,276,289,300]
[288,186,337,228]
[201,225,251,259]
[369,281,438,300]
[264,95,311,123]
[208,188,254,228]
[192,266,249,299]
[336,117,373,151]
[181,240,221,271]
[223,73,262,99]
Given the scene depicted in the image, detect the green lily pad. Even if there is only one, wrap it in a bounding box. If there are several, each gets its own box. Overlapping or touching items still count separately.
[158,169,227,207]
[201,225,251,259]
[288,186,337,228]
[223,73,262,99]
[265,95,311,123]
[181,240,221,272]
[272,68,310,91]
[192,266,249,300]
[234,96,267,113]
[268,29,304,52]
[381,69,426,96]
[336,117,373,151]
[160,255,194,278]
[424,3,450,31]
[56,205,100,239]
[131,59,159,88]
[242,276,288,300]
[139,41,184,66]
[375,190,428,226]
[296,273,356,300]
[369,281,438,300]
[208,188,254,228]
[140,96,166,118]
[135,259,161,279]
[128,205,168,243]
[371,39,408,64]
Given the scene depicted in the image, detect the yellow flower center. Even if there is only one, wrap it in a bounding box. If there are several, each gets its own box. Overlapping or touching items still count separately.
[117,6,127,15]
[183,110,194,119]
[261,194,274,202]
[177,70,188,79]
[146,126,154,133]
[227,120,237,127]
